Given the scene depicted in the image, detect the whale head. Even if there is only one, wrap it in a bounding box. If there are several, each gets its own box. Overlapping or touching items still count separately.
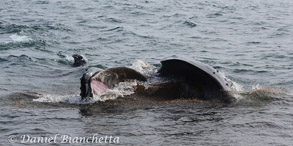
[80,67,147,101]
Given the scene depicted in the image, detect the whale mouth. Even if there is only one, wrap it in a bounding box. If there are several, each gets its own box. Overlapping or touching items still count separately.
[80,67,147,100]
[90,80,109,95]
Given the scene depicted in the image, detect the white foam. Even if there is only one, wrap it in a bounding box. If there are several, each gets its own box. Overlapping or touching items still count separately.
[33,94,83,104]
[216,70,244,92]
[63,54,88,66]
[130,60,156,77]
[9,34,32,42]
[251,84,263,91]
[65,55,75,64]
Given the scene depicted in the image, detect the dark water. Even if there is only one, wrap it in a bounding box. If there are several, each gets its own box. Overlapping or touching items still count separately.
[1,0,293,145]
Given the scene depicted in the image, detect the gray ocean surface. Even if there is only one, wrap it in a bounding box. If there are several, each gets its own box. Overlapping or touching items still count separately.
[1,0,293,145]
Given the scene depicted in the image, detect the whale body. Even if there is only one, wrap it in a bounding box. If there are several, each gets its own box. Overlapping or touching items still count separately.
[158,59,233,101]
[80,59,234,103]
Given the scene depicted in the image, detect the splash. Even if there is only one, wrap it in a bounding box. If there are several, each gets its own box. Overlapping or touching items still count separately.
[130,60,157,77]
[210,70,245,101]
[65,55,75,64]
[9,34,32,42]
[33,81,138,104]
[92,81,138,102]
[250,84,286,98]
[217,71,244,92]
[230,84,287,104]
[33,94,82,104]
[130,60,168,84]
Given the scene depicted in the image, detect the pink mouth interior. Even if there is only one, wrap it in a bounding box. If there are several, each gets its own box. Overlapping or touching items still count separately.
[90,80,109,95]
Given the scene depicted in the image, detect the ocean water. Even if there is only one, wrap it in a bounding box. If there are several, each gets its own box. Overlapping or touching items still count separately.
[1,0,293,145]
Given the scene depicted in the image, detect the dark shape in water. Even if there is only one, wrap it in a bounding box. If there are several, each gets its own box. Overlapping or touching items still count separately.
[158,59,233,102]
[72,54,87,67]
[80,59,234,103]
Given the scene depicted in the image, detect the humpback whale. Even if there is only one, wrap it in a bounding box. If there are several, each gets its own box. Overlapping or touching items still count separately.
[80,59,234,103]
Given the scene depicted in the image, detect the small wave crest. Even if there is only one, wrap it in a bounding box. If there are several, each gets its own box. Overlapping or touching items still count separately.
[9,34,32,42]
